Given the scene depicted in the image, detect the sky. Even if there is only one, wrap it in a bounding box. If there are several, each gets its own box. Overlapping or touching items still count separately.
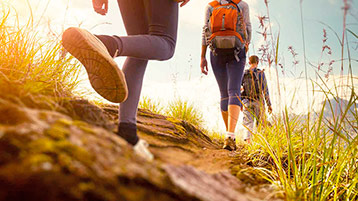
[3,0,358,132]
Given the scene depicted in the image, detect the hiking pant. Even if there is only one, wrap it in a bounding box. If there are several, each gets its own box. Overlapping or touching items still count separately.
[98,0,178,124]
[242,99,265,140]
[210,49,246,111]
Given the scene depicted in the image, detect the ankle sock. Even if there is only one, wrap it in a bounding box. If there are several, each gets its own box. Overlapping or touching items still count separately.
[95,35,122,57]
[117,122,139,145]
[226,131,236,139]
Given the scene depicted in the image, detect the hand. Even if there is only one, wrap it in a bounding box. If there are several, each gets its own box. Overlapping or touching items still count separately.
[200,58,208,75]
[245,43,249,53]
[175,0,190,7]
[268,106,273,114]
[92,0,108,15]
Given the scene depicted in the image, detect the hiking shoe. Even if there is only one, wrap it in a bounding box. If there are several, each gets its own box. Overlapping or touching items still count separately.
[134,140,154,161]
[223,137,237,151]
[62,27,127,103]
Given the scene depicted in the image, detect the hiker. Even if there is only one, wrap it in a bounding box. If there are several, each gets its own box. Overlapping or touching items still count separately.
[200,0,251,151]
[62,0,191,161]
[241,55,272,144]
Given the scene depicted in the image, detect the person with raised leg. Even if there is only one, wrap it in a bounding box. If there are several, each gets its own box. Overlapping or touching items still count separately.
[62,0,191,161]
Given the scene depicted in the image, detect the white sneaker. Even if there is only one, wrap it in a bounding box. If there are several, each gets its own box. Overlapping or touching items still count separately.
[133,140,154,161]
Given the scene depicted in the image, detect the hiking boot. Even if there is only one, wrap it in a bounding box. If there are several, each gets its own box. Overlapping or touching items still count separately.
[223,137,237,151]
[134,140,154,161]
[62,27,127,103]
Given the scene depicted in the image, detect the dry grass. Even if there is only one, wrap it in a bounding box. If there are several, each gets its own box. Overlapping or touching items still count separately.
[0,9,80,111]
[242,0,358,200]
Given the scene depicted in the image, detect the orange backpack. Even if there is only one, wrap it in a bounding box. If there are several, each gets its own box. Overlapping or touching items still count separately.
[208,0,246,50]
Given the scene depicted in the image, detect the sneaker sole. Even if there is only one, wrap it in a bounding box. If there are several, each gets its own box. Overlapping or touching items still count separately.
[62,27,128,103]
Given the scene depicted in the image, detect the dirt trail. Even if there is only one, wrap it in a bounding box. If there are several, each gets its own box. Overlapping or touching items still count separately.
[101,105,232,172]
[125,107,280,200]
[149,137,233,174]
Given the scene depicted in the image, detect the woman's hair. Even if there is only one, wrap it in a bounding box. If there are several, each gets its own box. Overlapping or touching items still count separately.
[249,55,259,65]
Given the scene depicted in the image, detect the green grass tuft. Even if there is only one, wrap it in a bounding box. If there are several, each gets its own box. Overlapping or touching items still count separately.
[139,96,164,114]
[165,99,204,128]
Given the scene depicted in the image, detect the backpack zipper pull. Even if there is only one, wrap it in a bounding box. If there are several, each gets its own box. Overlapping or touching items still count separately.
[221,14,226,31]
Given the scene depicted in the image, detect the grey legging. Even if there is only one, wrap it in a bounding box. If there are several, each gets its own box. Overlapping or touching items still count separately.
[113,0,178,124]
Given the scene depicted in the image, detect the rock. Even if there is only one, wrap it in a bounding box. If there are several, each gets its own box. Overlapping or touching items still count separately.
[0,102,173,201]
[63,99,116,131]
[164,165,250,201]
[0,101,279,201]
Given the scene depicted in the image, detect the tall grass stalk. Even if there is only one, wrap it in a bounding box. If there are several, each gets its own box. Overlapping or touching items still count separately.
[298,3,312,180]
[339,1,351,128]
[263,0,282,113]
[299,0,311,113]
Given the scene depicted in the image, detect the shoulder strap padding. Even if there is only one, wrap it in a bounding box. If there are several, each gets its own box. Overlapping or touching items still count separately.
[209,1,220,7]
[209,0,241,7]
[257,69,265,77]
[231,0,242,4]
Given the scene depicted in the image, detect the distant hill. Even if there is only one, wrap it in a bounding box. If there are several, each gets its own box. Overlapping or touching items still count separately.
[321,97,357,119]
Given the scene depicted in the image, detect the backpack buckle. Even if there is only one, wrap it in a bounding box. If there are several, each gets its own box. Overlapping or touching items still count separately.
[234,48,241,62]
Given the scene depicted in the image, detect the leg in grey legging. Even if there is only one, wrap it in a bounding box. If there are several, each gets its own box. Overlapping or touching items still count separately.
[119,59,147,124]
[117,0,178,61]
[117,0,178,125]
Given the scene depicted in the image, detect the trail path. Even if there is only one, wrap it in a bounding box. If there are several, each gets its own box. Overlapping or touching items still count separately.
[105,105,281,201]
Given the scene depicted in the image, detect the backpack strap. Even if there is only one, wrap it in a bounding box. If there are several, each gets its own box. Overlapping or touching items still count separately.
[209,0,220,7]
[256,69,265,78]
[246,69,259,82]
[232,0,242,4]
[209,0,241,7]
[253,70,259,81]
[229,0,241,12]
